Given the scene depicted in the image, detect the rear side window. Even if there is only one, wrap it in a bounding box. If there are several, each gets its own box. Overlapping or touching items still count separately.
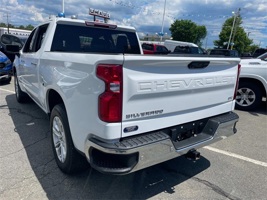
[190,47,199,54]
[210,50,227,56]
[142,43,153,51]
[174,46,190,53]
[51,24,140,54]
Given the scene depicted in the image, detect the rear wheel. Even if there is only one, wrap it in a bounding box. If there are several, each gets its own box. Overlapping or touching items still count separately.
[50,104,89,174]
[235,82,262,111]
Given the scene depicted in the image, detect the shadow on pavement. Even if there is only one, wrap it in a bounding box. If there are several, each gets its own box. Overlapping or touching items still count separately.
[6,94,211,200]
[235,100,267,116]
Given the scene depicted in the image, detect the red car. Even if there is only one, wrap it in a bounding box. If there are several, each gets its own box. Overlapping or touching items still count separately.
[142,43,170,54]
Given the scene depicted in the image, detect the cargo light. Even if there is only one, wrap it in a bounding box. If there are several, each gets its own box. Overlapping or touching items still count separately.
[85,21,117,29]
[96,64,123,122]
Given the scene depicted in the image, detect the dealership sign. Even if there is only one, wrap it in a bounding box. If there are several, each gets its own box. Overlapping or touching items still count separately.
[89,8,110,19]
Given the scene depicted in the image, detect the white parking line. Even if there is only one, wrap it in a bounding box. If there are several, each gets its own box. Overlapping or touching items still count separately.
[204,146,267,167]
[0,88,15,94]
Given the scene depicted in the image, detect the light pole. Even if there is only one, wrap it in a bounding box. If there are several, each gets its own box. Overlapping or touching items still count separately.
[160,0,167,42]
[227,11,236,50]
[230,8,241,50]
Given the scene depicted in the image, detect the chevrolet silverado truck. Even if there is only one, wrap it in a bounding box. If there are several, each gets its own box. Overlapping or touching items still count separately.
[9,17,240,175]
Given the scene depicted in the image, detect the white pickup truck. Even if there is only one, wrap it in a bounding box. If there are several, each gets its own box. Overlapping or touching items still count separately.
[9,17,240,175]
[236,55,267,110]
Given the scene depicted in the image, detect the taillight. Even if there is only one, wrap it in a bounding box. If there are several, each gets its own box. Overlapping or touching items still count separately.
[233,64,241,100]
[96,64,123,122]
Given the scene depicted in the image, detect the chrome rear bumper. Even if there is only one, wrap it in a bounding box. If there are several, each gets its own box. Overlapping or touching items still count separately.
[85,112,239,175]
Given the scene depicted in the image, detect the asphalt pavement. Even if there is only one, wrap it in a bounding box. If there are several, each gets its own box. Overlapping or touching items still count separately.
[0,80,266,200]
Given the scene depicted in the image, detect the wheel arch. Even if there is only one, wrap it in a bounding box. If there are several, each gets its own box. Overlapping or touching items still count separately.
[239,77,266,98]
[47,89,65,116]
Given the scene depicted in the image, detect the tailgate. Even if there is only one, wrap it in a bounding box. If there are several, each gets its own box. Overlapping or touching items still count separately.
[121,55,240,138]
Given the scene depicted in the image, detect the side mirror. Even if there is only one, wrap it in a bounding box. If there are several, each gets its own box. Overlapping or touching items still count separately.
[6,44,20,54]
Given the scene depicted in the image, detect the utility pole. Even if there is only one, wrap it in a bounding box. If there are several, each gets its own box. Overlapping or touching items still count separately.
[160,0,167,42]
[230,8,241,50]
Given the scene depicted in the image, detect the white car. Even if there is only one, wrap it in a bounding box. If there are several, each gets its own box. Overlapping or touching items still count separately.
[236,54,267,110]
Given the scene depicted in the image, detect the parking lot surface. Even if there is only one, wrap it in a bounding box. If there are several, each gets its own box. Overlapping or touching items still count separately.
[0,80,266,200]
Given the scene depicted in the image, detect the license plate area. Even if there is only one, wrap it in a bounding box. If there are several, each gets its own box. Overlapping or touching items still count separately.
[166,118,213,150]
[170,119,208,142]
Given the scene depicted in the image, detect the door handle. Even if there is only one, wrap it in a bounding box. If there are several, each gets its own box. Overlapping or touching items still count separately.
[31,62,37,66]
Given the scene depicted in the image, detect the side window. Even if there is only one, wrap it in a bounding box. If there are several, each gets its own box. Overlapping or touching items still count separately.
[23,29,37,53]
[198,48,204,54]
[23,24,49,53]
[35,24,49,52]
[156,46,162,52]
[142,44,153,51]
[162,46,169,53]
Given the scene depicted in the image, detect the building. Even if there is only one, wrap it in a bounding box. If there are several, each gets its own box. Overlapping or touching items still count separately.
[0,27,31,39]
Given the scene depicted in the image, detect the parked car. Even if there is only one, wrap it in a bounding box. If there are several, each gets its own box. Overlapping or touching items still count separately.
[209,49,239,57]
[0,51,12,83]
[235,56,267,110]
[252,48,267,58]
[142,43,170,54]
[257,52,267,61]
[0,34,25,62]
[240,52,252,59]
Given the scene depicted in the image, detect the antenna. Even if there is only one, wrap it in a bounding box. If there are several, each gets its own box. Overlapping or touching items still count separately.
[62,0,65,13]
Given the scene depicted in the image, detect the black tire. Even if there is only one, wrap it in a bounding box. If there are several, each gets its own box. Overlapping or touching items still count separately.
[14,73,28,103]
[235,82,262,111]
[50,104,89,174]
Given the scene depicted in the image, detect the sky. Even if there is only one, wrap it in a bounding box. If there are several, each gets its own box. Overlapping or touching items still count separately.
[0,0,266,49]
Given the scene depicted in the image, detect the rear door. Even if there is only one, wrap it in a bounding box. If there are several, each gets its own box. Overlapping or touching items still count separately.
[19,24,49,104]
[121,55,240,138]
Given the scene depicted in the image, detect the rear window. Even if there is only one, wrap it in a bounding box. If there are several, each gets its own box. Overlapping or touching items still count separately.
[51,24,141,54]
[210,49,238,57]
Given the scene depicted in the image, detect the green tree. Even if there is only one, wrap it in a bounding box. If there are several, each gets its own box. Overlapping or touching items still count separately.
[18,25,25,29]
[244,44,259,54]
[169,19,207,46]
[25,24,34,30]
[0,23,7,27]
[8,24,15,28]
[214,16,253,53]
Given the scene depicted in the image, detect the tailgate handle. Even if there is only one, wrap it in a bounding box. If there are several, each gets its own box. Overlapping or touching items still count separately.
[188,61,210,69]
